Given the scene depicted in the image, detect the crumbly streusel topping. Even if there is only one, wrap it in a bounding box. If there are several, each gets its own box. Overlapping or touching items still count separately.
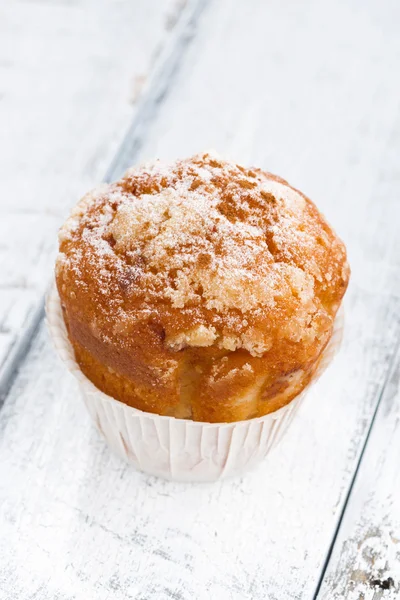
[57,152,349,356]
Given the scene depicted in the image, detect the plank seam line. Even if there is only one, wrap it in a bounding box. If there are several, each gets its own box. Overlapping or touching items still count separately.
[0,304,44,406]
[104,0,211,183]
[0,0,210,408]
[312,333,400,600]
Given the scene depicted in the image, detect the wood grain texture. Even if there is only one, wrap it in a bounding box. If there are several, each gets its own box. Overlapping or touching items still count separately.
[317,343,400,600]
[1,0,400,598]
[0,0,187,392]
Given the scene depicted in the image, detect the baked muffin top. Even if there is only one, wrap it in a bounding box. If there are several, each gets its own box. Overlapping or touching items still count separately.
[57,151,348,358]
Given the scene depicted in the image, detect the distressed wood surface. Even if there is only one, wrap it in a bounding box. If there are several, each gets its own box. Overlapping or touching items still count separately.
[0,0,187,395]
[1,0,400,598]
[318,344,400,600]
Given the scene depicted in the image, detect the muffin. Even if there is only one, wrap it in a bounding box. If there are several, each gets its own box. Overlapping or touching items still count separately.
[55,152,349,424]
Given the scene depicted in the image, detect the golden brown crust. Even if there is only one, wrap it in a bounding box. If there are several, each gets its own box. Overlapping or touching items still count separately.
[56,152,349,422]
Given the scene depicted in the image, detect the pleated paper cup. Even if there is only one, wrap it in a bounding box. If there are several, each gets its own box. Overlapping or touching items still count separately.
[46,285,343,482]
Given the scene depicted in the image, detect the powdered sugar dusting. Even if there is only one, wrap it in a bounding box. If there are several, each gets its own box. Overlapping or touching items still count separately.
[110,154,315,317]
[57,152,349,356]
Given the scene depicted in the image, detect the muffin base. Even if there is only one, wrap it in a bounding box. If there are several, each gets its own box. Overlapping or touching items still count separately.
[46,285,343,482]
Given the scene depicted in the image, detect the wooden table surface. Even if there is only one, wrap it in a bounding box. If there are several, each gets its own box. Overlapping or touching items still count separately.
[1,0,400,598]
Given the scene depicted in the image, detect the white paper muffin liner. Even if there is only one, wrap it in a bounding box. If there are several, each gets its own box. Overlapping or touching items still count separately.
[46,285,344,482]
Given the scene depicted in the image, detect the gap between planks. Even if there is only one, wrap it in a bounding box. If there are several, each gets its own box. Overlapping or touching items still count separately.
[105,0,211,183]
[313,334,400,600]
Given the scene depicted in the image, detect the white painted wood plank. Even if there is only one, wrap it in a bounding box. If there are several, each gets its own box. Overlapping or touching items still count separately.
[0,0,185,376]
[1,309,400,600]
[318,345,400,599]
[1,0,400,598]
